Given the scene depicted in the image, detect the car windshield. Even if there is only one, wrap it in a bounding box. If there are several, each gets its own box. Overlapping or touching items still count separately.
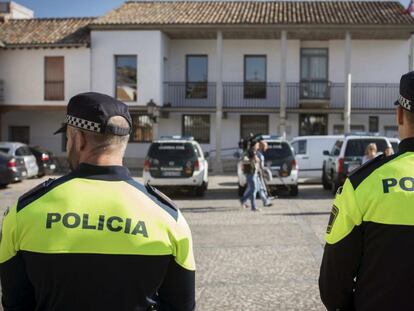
[345,139,388,157]
[148,143,196,160]
[264,142,292,159]
[15,146,33,156]
[0,148,10,154]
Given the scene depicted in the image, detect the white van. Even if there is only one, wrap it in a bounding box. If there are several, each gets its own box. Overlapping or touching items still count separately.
[290,135,341,182]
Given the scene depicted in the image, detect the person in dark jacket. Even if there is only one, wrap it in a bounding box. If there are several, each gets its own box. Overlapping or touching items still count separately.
[319,71,414,311]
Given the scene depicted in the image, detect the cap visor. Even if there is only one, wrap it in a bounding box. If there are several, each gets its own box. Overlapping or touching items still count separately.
[54,124,67,135]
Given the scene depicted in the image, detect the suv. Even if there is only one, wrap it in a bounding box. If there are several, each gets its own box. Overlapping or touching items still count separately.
[322,134,391,194]
[237,135,299,197]
[143,136,209,196]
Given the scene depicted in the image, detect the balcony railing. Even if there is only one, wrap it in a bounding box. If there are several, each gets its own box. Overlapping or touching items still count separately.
[163,81,398,110]
[163,82,216,108]
[300,79,330,100]
[331,83,399,109]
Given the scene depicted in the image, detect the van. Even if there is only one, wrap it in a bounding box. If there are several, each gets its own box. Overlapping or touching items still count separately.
[290,135,341,182]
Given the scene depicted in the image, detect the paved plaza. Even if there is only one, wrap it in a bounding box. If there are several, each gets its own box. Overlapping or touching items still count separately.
[0,175,333,311]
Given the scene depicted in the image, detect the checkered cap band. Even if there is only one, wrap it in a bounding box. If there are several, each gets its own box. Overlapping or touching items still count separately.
[65,115,101,133]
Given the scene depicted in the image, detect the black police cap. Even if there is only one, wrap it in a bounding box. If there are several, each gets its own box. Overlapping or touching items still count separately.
[54,92,132,136]
[394,71,414,113]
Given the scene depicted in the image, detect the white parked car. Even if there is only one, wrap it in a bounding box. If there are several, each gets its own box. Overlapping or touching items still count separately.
[237,135,299,197]
[388,137,400,153]
[0,142,39,178]
[290,135,342,183]
[142,136,209,196]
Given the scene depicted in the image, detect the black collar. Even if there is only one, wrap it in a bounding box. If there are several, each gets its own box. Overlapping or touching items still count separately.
[398,137,414,153]
[71,163,131,181]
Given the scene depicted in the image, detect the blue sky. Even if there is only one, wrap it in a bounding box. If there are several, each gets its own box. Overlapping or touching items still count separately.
[9,0,413,18]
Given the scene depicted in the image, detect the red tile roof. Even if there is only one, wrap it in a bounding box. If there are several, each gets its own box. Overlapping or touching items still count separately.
[93,1,414,26]
[0,17,95,47]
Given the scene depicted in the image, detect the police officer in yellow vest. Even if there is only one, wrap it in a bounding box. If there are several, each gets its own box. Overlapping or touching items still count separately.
[319,72,414,310]
[0,92,196,310]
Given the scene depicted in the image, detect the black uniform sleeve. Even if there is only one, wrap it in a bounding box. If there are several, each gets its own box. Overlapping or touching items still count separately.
[319,179,363,311]
[0,254,36,311]
[158,259,195,311]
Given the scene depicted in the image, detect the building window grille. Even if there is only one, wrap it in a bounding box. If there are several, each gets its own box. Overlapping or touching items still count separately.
[240,115,269,139]
[9,126,30,144]
[182,115,210,143]
[130,114,152,143]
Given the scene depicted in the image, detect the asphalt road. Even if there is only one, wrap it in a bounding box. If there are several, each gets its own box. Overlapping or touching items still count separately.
[0,175,333,311]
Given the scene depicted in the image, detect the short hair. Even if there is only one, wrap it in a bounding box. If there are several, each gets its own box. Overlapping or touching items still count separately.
[69,116,130,156]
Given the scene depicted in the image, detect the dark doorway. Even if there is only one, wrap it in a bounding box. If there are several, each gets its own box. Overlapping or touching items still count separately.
[299,114,327,136]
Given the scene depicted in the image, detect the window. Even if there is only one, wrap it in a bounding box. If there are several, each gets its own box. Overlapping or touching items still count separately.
[299,114,327,136]
[115,55,137,102]
[240,115,269,139]
[300,49,329,99]
[244,55,266,99]
[369,116,379,133]
[182,115,210,144]
[44,56,64,100]
[130,114,152,143]
[9,126,29,144]
[186,55,208,98]
[331,140,343,156]
[292,140,307,155]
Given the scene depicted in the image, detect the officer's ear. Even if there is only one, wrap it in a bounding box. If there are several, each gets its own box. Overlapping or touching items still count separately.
[397,105,404,126]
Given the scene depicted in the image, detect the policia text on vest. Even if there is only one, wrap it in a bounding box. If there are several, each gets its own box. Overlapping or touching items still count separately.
[45,212,149,237]
[319,137,414,311]
[0,164,196,311]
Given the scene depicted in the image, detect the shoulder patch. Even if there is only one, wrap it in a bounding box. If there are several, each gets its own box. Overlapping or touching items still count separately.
[125,179,179,221]
[145,183,178,212]
[349,152,400,190]
[16,173,77,213]
[17,178,56,212]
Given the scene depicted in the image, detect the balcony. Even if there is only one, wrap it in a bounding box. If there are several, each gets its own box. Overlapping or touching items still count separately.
[331,83,398,110]
[163,82,216,108]
[162,81,398,110]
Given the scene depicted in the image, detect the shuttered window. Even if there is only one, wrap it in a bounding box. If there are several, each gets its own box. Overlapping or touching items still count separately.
[240,115,269,139]
[182,115,210,143]
[130,114,152,143]
[44,56,64,100]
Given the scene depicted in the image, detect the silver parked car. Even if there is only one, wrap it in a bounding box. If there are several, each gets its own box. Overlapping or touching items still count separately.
[0,142,39,178]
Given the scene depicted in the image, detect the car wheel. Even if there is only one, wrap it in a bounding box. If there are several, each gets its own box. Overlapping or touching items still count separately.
[195,182,207,197]
[0,183,8,189]
[238,184,246,197]
[322,170,331,190]
[289,185,299,197]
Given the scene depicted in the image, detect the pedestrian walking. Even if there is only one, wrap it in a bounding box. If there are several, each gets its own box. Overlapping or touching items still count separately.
[0,92,195,311]
[240,146,260,212]
[319,71,414,310]
[257,140,272,206]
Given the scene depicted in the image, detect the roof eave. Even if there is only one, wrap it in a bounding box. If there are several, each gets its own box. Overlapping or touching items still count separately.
[1,42,90,49]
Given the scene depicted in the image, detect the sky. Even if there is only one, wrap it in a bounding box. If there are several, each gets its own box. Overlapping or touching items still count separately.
[6,0,413,18]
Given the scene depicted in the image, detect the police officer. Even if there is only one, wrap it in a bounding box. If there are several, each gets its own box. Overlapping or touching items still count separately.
[319,71,414,310]
[0,92,195,310]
